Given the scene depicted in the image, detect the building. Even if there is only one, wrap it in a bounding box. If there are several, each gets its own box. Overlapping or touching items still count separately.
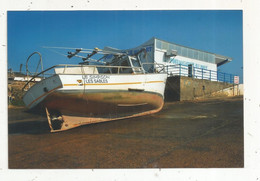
[104,37,234,83]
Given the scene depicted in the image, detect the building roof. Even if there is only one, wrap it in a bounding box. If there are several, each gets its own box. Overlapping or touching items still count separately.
[104,37,232,67]
[153,37,232,66]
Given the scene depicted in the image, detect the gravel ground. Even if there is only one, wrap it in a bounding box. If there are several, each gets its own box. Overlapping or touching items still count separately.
[8,96,243,168]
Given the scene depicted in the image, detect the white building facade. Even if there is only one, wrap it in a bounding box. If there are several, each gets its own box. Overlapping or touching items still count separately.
[104,38,233,83]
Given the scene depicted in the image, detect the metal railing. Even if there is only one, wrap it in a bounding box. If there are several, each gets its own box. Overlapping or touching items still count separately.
[22,63,165,91]
[142,62,166,73]
[166,64,236,84]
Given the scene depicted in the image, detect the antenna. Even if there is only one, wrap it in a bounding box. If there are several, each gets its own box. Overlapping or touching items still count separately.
[19,64,23,73]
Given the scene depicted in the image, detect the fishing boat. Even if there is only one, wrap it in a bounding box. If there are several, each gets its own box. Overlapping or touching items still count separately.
[22,47,167,132]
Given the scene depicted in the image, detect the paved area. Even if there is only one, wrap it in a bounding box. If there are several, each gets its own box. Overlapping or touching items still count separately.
[8,96,243,168]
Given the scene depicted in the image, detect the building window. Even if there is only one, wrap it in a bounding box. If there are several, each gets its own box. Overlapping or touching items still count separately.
[188,49,194,59]
[198,51,203,61]
[158,40,216,64]
[208,54,215,63]
[176,45,182,56]
[203,53,209,62]
[162,42,168,50]
[182,47,188,57]
[194,50,198,59]
[156,40,162,49]
[169,44,174,51]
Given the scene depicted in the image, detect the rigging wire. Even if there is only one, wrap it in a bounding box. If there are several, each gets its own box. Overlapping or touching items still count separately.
[44,47,68,57]
[42,46,126,56]
[42,46,93,51]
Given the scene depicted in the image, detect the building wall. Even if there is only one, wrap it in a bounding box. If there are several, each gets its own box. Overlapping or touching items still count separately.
[180,77,233,100]
[154,48,218,80]
[165,76,235,101]
[103,38,229,82]
[210,84,244,97]
[154,49,216,70]
[155,38,216,64]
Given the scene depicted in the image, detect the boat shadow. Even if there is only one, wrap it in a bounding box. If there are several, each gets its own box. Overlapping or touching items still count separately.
[8,119,50,135]
[8,107,51,135]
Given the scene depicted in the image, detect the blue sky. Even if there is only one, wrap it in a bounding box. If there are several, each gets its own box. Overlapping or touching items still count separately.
[7,10,243,82]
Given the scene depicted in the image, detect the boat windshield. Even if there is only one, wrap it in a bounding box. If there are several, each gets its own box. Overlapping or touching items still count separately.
[129,57,141,67]
[128,56,143,74]
[118,56,133,74]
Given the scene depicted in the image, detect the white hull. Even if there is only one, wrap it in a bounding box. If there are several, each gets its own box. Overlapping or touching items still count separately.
[23,70,167,132]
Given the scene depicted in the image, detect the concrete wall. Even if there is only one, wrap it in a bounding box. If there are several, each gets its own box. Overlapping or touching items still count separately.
[164,76,181,101]
[165,76,240,101]
[210,84,244,97]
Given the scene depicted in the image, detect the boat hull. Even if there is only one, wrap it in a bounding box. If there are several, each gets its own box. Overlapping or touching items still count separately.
[23,73,167,132]
[44,90,164,132]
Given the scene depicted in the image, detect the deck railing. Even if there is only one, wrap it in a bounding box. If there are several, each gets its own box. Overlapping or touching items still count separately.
[21,63,165,91]
[165,64,236,84]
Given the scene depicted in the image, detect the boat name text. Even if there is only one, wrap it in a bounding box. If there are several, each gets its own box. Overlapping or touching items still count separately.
[82,75,110,83]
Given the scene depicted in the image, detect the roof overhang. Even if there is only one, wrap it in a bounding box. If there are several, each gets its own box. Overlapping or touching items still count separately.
[215,55,232,67]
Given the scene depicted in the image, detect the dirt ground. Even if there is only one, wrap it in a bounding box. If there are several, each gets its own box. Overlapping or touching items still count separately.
[8,96,243,168]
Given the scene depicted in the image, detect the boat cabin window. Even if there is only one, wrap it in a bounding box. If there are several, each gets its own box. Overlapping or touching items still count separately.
[97,55,144,74]
[129,57,141,67]
[118,57,133,74]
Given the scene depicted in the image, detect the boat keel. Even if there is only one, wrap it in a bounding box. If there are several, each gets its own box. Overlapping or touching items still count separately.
[45,104,163,132]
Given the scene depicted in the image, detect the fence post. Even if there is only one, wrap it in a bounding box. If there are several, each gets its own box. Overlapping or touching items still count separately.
[179,64,181,76]
[209,70,211,81]
[202,68,203,79]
